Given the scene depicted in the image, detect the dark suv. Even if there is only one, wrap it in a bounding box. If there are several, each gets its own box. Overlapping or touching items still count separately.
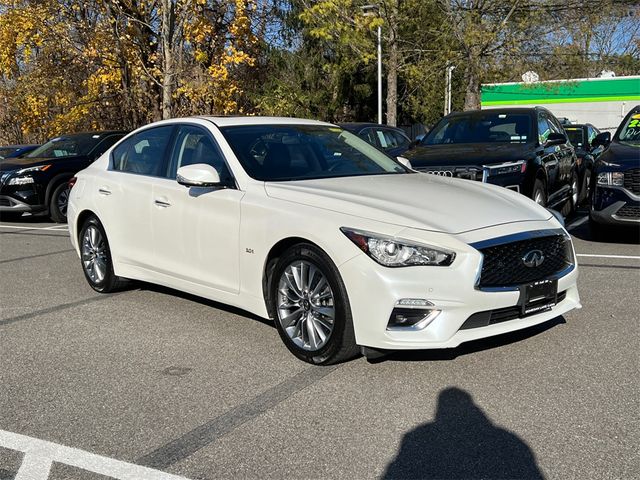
[564,123,604,204]
[339,123,414,157]
[0,131,125,222]
[405,107,579,213]
[589,106,640,236]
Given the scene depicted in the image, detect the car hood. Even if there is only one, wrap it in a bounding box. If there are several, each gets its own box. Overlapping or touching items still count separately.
[265,173,551,234]
[598,141,640,168]
[405,143,534,167]
[0,155,84,172]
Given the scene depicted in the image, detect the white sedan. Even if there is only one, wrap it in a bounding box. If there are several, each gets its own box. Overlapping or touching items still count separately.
[67,117,580,364]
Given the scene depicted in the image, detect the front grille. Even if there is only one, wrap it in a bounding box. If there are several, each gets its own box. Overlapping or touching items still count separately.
[477,234,572,288]
[616,204,640,218]
[415,166,483,181]
[624,169,640,195]
[460,291,567,329]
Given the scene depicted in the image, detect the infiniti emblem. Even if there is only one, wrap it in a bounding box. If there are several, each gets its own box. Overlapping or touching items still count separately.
[522,249,545,268]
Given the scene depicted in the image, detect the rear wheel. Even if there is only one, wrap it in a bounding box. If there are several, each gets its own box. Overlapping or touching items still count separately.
[49,182,70,223]
[79,216,128,293]
[269,243,359,365]
[581,169,592,205]
[562,172,580,216]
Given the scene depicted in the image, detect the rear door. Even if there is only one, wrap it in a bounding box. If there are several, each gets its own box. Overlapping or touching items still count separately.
[151,123,243,293]
[93,125,174,270]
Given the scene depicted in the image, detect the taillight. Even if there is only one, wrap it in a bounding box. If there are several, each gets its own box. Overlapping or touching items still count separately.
[68,177,77,189]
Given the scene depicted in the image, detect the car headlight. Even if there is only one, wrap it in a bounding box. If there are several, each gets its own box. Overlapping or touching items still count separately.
[597,172,624,186]
[341,228,455,267]
[15,165,51,175]
[483,160,526,176]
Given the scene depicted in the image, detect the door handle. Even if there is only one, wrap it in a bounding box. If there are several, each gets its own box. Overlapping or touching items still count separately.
[154,198,171,208]
[98,187,112,196]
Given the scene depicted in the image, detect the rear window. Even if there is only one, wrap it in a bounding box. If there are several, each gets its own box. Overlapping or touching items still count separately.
[424,113,532,145]
[565,128,584,147]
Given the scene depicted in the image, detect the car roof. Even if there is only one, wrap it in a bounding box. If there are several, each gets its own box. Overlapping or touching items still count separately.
[449,107,540,117]
[339,122,404,131]
[48,131,127,141]
[199,116,334,128]
[0,144,39,149]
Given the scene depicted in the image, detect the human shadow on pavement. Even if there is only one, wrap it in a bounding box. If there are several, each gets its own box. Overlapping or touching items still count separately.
[384,387,544,480]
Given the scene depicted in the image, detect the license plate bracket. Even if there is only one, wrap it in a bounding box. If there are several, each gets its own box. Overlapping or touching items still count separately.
[519,279,558,317]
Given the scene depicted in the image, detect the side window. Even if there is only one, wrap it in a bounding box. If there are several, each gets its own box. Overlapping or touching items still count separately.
[375,129,389,148]
[537,114,551,144]
[358,129,378,147]
[392,130,410,148]
[92,135,123,159]
[381,130,399,149]
[111,126,174,176]
[167,125,232,183]
[547,115,562,134]
[587,126,598,145]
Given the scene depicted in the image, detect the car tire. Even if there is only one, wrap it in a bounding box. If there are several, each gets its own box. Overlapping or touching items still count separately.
[581,169,592,205]
[49,182,70,223]
[532,178,547,207]
[268,243,359,365]
[79,215,128,293]
[589,216,607,241]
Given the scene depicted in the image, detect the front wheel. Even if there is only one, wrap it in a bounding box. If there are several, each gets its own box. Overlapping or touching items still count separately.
[49,182,70,223]
[269,243,359,365]
[79,216,128,293]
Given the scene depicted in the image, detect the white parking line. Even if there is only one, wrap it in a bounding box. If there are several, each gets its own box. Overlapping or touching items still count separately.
[577,254,640,260]
[0,224,68,232]
[0,429,191,480]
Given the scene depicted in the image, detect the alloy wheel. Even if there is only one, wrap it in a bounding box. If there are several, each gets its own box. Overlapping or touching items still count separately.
[57,187,70,217]
[81,225,108,284]
[534,190,545,206]
[276,260,335,351]
[572,177,579,206]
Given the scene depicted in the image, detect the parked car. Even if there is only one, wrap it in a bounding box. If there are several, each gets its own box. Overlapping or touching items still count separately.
[589,106,640,237]
[0,144,39,159]
[563,123,604,203]
[67,117,579,365]
[405,107,579,214]
[339,123,414,157]
[0,131,126,222]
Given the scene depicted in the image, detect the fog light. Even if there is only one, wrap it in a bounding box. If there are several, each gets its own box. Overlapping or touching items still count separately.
[387,300,440,331]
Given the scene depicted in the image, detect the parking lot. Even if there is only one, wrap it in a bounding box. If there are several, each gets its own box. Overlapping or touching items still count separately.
[1,212,638,480]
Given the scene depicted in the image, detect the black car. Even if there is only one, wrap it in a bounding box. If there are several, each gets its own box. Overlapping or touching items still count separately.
[339,123,414,157]
[0,144,39,159]
[564,123,604,203]
[405,107,579,213]
[0,131,126,222]
[589,106,640,236]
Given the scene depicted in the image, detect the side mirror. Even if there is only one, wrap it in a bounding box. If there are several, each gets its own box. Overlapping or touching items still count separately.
[397,156,412,169]
[177,163,221,187]
[592,131,611,148]
[545,132,567,147]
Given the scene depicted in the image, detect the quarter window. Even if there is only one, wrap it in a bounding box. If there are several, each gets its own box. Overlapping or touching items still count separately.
[537,114,551,144]
[111,126,174,176]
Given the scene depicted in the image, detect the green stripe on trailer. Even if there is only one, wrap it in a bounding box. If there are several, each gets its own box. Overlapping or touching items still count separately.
[482,77,640,105]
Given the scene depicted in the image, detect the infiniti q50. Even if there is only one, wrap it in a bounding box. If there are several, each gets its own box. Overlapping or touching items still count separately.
[67,117,580,364]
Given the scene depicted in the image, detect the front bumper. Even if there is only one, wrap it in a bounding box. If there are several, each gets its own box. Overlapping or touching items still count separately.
[0,195,44,213]
[590,185,640,226]
[339,224,580,350]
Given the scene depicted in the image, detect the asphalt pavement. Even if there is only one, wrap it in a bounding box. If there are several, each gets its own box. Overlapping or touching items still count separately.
[1,212,639,480]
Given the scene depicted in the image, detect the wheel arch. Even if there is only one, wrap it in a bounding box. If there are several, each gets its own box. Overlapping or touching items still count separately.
[45,173,74,208]
[261,236,324,319]
[75,209,100,242]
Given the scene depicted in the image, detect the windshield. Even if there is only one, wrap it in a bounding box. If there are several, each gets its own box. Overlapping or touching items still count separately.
[617,112,640,144]
[424,113,532,145]
[220,125,408,181]
[27,135,98,158]
[565,127,585,148]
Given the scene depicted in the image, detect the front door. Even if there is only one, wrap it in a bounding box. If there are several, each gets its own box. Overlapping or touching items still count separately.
[151,124,243,294]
